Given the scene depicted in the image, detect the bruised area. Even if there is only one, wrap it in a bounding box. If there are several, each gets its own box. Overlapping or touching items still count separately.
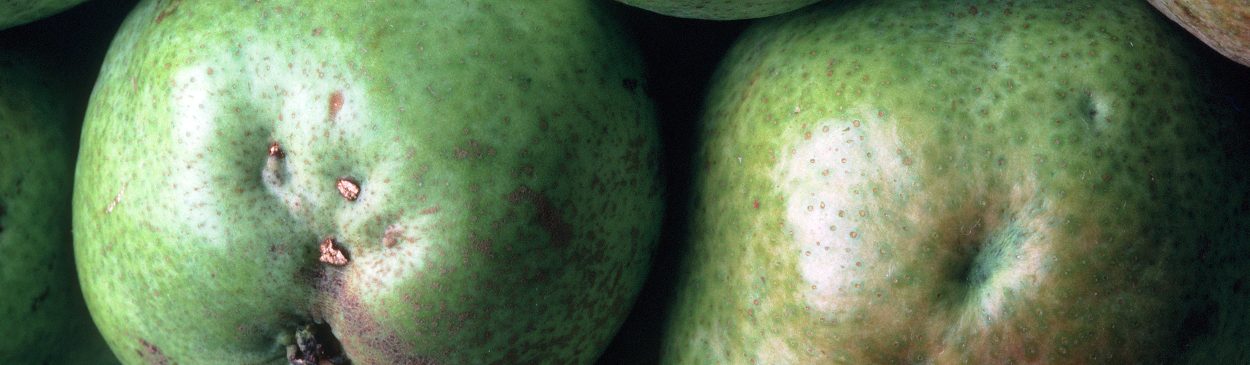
[504,185,573,249]
[311,268,441,365]
[136,338,170,365]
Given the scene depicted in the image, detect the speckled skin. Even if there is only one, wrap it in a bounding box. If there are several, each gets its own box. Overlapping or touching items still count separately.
[614,0,823,20]
[0,52,117,364]
[73,0,662,364]
[0,0,90,30]
[662,0,1244,363]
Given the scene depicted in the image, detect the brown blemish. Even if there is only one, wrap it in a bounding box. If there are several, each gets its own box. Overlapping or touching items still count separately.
[336,177,360,201]
[329,91,344,120]
[319,237,349,266]
[268,142,284,158]
[504,186,572,249]
[153,0,183,24]
[0,201,6,234]
[314,267,439,364]
[382,224,404,248]
[471,237,496,259]
[452,140,495,159]
[136,338,170,365]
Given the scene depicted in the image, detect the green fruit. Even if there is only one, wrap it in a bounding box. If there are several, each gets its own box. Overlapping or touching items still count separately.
[0,0,90,30]
[73,0,662,364]
[0,50,116,364]
[662,0,1245,363]
[614,0,823,20]
[1147,0,1250,67]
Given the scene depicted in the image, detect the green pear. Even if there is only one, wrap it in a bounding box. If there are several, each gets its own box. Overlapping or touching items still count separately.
[1147,0,1249,66]
[0,0,90,30]
[661,0,1248,363]
[614,0,823,20]
[0,49,117,364]
[73,0,662,364]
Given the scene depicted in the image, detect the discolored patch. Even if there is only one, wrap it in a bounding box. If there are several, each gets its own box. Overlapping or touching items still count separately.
[153,0,182,24]
[136,338,170,365]
[315,269,441,364]
[329,91,344,120]
[451,139,496,159]
[471,237,496,259]
[382,224,405,248]
[503,186,572,248]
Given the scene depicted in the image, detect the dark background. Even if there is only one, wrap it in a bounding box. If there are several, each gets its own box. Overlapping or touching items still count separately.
[2,0,1246,364]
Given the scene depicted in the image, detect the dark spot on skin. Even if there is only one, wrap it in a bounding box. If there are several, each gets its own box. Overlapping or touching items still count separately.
[382,225,405,248]
[504,186,572,249]
[1178,3,1199,22]
[968,4,978,15]
[622,78,639,92]
[451,140,494,159]
[471,237,496,259]
[29,286,49,312]
[136,338,170,365]
[153,0,181,24]
[329,91,344,120]
[0,201,6,234]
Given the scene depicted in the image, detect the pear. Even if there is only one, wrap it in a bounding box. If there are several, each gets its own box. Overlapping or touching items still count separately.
[73,0,663,364]
[662,0,1250,363]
